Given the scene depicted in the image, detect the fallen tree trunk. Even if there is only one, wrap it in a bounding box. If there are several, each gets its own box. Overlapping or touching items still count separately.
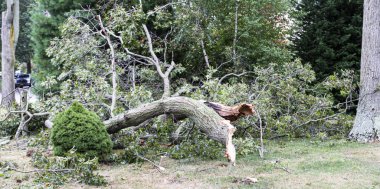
[105,97,231,141]
[104,96,238,164]
[45,97,254,164]
[170,102,254,122]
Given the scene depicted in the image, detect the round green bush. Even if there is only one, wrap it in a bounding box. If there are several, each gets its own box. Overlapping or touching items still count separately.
[51,102,112,159]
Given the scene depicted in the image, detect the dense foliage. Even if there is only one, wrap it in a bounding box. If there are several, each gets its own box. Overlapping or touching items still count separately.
[0,114,19,137]
[182,60,355,139]
[51,102,112,159]
[172,0,294,74]
[40,0,356,158]
[293,0,363,81]
[45,17,113,118]
[0,0,364,186]
[29,0,97,93]
[116,118,224,163]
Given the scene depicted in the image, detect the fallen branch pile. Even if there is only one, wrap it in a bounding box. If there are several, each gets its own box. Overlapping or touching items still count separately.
[33,97,255,165]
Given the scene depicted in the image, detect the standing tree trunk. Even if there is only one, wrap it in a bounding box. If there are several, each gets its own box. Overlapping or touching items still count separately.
[1,0,19,107]
[349,0,380,142]
[233,0,238,66]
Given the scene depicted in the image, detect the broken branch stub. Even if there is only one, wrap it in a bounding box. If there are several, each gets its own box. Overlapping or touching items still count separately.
[204,102,255,121]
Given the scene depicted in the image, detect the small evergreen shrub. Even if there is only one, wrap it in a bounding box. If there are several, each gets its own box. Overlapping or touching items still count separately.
[51,102,112,160]
[0,106,20,137]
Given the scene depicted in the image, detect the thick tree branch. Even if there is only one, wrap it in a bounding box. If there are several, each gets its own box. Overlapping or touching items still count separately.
[104,96,238,164]
[218,72,252,84]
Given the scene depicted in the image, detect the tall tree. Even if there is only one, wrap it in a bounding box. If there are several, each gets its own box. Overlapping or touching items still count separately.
[29,0,96,93]
[17,0,32,72]
[1,0,19,107]
[0,0,33,73]
[349,0,380,142]
[293,0,363,81]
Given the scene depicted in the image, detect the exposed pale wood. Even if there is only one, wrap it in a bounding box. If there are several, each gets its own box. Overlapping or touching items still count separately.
[204,102,255,121]
[224,120,236,166]
[45,120,53,128]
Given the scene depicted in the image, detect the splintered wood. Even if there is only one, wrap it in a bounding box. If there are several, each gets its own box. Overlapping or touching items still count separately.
[204,102,255,121]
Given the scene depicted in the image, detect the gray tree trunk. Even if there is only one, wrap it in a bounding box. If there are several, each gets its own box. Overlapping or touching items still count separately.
[104,96,237,163]
[349,0,380,142]
[1,0,19,107]
[104,97,232,142]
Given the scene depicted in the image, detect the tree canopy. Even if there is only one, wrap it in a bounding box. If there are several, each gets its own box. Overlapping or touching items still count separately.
[293,0,363,81]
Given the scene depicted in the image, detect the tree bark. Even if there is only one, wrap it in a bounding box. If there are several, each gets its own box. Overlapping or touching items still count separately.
[349,0,380,142]
[105,97,232,140]
[1,0,19,107]
[162,76,171,98]
[104,96,237,163]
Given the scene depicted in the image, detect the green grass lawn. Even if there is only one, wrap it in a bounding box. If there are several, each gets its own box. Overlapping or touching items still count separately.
[92,139,380,189]
[2,139,380,188]
[233,139,380,189]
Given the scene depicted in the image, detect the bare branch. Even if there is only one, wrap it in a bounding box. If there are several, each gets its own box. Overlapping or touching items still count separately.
[135,153,166,173]
[97,15,117,117]
[104,27,155,65]
[146,1,186,17]
[163,27,173,64]
[218,72,252,84]
[11,168,74,174]
[200,39,210,68]
[142,24,160,64]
